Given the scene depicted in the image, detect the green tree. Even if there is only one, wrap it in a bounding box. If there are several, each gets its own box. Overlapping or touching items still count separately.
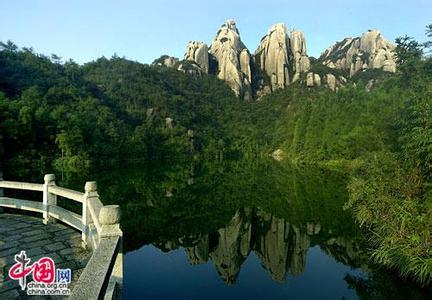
[394,35,423,65]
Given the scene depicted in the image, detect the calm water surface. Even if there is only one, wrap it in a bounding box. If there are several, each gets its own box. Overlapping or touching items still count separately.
[65,159,430,299]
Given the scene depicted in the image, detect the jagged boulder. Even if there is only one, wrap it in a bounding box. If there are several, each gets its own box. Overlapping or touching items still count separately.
[290,30,311,82]
[177,60,205,76]
[319,29,396,77]
[306,72,321,87]
[306,72,314,87]
[306,72,346,90]
[383,59,396,72]
[165,117,173,129]
[255,24,311,89]
[184,41,209,73]
[313,74,321,86]
[152,55,179,68]
[254,23,291,90]
[209,20,252,101]
[271,149,285,161]
[324,74,337,91]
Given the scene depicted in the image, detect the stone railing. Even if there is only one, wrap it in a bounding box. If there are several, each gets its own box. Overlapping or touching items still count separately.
[0,172,123,299]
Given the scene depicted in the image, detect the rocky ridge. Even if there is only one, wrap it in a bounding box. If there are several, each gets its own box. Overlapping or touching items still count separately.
[208,20,253,101]
[184,41,209,73]
[152,21,397,99]
[319,29,396,77]
[254,23,292,90]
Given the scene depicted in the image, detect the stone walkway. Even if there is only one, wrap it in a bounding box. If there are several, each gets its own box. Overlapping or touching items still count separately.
[0,213,91,299]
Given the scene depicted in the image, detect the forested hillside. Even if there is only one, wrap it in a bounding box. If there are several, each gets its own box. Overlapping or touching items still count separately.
[231,30,432,283]
[0,44,241,179]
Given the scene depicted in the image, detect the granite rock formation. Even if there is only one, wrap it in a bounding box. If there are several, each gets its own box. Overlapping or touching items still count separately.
[152,55,179,68]
[319,29,396,77]
[254,24,311,91]
[209,20,253,101]
[184,41,209,73]
[290,30,311,82]
[155,23,397,98]
[306,72,347,91]
[176,60,205,76]
[306,72,321,87]
[254,23,291,90]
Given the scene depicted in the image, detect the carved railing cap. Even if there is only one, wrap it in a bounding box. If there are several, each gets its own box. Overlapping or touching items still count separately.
[99,205,121,225]
[44,174,55,183]
[85,181,97,192]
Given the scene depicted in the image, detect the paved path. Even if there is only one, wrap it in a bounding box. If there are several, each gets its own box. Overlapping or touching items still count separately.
[0,213,91,299]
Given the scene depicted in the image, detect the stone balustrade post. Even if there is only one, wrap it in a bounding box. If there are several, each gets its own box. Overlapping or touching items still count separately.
[99,205,121,235]
[82,181,98,249]
[99,205,123,292]
[43,174,57,224]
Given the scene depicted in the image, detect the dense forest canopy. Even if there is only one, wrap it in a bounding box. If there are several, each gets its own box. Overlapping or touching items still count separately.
[0,25,431,284]
[0,46,245,179]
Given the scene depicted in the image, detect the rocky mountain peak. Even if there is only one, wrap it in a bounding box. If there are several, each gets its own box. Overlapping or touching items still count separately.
[209,20,252,101]
[221,19,239,34]
[211,19,244,51]
[163,23,398,100]
[255,23,291,90]
[184,41,209,73]
[290,30,311,82]
[319,29,396,76]
[254,23,310,91]
[152,55,179,68]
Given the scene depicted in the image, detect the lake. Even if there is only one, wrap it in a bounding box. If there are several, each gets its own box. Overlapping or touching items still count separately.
[65,158,431,299]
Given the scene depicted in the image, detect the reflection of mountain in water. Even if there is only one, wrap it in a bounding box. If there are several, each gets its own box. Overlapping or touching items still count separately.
[255,210,310,280]
[157,208,361,285]
[68,159,432,296]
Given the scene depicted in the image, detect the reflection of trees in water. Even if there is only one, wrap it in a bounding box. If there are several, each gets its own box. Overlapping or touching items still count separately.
[109,159,360,254]
[345,268,432,299]
[65,158,368,285]
[62,158,431,295]
[156,208,362,285]
[94,158,362,284]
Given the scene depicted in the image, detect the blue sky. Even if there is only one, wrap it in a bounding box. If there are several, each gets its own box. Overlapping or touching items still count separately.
[1,0,430,64]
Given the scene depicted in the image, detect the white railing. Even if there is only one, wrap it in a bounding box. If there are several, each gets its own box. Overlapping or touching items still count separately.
[0,171,123,299]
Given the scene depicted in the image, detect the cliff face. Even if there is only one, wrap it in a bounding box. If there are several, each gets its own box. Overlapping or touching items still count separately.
[184,41,209,73]
[254,23,291,90]
[183,21,311,99]
[209,20,253,101]
[290,30,311,82]
[319,30,396,76]
[164,22,397,99]
[254,24,311,91]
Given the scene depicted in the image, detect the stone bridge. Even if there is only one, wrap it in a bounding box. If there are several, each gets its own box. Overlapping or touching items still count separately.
[0,172,123,299]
